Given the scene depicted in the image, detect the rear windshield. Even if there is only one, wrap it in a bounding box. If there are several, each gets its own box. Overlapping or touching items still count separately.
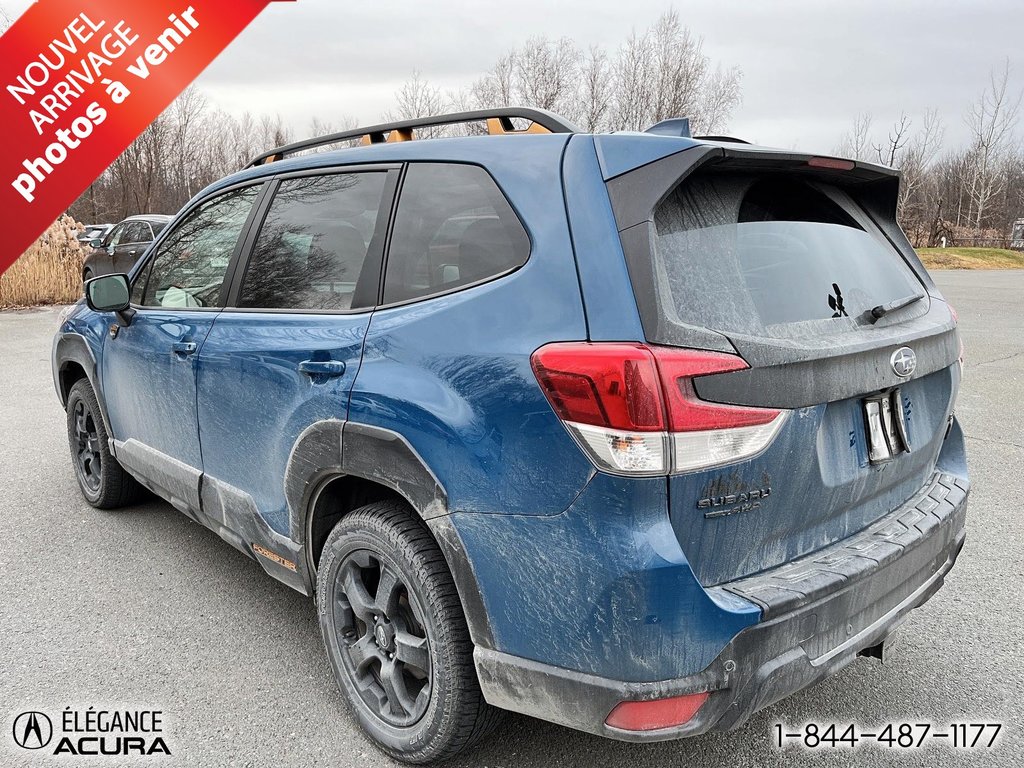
[650,173,924,341]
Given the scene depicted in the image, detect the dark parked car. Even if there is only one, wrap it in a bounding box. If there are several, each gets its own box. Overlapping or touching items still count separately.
[82,214,171,281]
[55,108,968,763]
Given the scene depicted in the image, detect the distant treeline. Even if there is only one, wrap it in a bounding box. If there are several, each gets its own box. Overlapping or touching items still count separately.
[65,11,1023,249]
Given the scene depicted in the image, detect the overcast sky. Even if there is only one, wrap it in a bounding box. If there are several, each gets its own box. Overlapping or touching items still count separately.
[5,0,1023,155]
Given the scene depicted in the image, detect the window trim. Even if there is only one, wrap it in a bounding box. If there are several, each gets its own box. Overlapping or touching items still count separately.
[220,163,402,316]
[374,160,534,311]
[128,180,271,312]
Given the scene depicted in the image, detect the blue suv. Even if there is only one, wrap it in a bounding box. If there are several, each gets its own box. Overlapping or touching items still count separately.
[54,108,969,763]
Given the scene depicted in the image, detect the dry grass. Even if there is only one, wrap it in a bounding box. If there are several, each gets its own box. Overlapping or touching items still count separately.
[917,247,1024,270]
[0,216,85,308]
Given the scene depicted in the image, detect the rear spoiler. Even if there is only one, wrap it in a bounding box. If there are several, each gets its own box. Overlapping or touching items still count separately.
[606,143,900,231]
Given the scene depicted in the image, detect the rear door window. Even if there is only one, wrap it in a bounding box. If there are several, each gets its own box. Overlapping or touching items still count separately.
[121,222,149,244]
[239,172,388,311]
[651,174,924,340]
[382,163,530,304]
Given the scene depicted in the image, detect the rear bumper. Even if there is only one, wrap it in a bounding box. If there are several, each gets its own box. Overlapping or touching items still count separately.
[474,471,968,741]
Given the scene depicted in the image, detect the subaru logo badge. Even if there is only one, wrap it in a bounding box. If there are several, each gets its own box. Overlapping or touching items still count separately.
[890,347,917,378]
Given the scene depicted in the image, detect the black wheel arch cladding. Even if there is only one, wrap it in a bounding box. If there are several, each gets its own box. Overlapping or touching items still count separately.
[285,419,495,649]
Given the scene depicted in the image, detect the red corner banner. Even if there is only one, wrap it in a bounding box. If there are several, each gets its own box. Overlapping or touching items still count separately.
[0,0,292,273]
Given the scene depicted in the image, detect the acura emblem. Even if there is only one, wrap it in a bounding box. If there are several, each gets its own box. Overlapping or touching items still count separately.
[12,711,52,750]
[890,347,917,378]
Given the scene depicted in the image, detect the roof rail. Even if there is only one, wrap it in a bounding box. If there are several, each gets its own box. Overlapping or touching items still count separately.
[245,107,579,169]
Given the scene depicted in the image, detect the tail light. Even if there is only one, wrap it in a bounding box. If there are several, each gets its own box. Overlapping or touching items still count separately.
[531,342,787,476]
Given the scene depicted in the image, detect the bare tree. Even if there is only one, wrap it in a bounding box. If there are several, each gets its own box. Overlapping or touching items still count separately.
[167,86,208,200]
[613,30,651,130]
[697,65,743,135]
[872,113,911,167]
[576,46,614,132]
[896,110,945,235]
[649,12,705,124]
[385,70,446,137]
[471,53,516,109]
[514,37,580,115]
[835,112,874,160]
[308,115,359,136]
[403,10,741,135]
[964,59,1022,229]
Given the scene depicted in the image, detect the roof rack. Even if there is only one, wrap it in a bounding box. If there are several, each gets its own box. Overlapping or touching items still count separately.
[245,107,579,169]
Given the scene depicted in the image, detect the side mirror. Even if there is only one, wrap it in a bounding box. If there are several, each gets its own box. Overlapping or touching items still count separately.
[89,237,104,249]
[85,273,135,326]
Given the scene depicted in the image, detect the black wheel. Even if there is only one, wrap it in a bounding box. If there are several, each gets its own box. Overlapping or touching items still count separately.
[317,501,501,763]
[66,379,143,509]
[82,268,93,284]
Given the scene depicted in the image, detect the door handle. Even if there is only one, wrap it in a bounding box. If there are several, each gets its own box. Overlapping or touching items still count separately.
[298,360,346,377]
[172,341,198,357]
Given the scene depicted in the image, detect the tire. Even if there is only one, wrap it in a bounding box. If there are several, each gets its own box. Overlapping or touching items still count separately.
[66,379,144,509]
[317,500,501,763]
[82,268,93,284]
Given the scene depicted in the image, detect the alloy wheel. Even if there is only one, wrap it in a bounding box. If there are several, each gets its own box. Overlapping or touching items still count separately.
[73,400,102,493]
[333,549,432,727]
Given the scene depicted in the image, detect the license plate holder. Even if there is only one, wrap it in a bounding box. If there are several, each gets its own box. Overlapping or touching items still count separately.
[863,388,911,464]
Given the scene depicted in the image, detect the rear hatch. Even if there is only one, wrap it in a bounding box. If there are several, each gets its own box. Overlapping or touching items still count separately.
[607,144,961,586]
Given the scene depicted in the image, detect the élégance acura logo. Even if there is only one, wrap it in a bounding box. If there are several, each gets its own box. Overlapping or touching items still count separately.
[12,711,52,750]
[9,708,170,757]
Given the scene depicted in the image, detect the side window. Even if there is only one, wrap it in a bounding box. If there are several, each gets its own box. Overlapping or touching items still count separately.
[383,163,530,304]
[103,224,124,248]
[239,172,387,311]
[139,185,259,309]
[121,222,148,244]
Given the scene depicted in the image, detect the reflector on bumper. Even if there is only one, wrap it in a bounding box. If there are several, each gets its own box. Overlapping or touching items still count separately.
[605,692,709,732]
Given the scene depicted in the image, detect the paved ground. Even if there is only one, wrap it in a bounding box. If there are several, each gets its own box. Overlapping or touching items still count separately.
[0,271,1021,767]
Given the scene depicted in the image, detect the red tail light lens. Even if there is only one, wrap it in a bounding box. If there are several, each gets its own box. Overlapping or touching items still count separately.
[605,692,709,731]
[531,342,787,476]
[651,348,780,431]
[530,343,665,431]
